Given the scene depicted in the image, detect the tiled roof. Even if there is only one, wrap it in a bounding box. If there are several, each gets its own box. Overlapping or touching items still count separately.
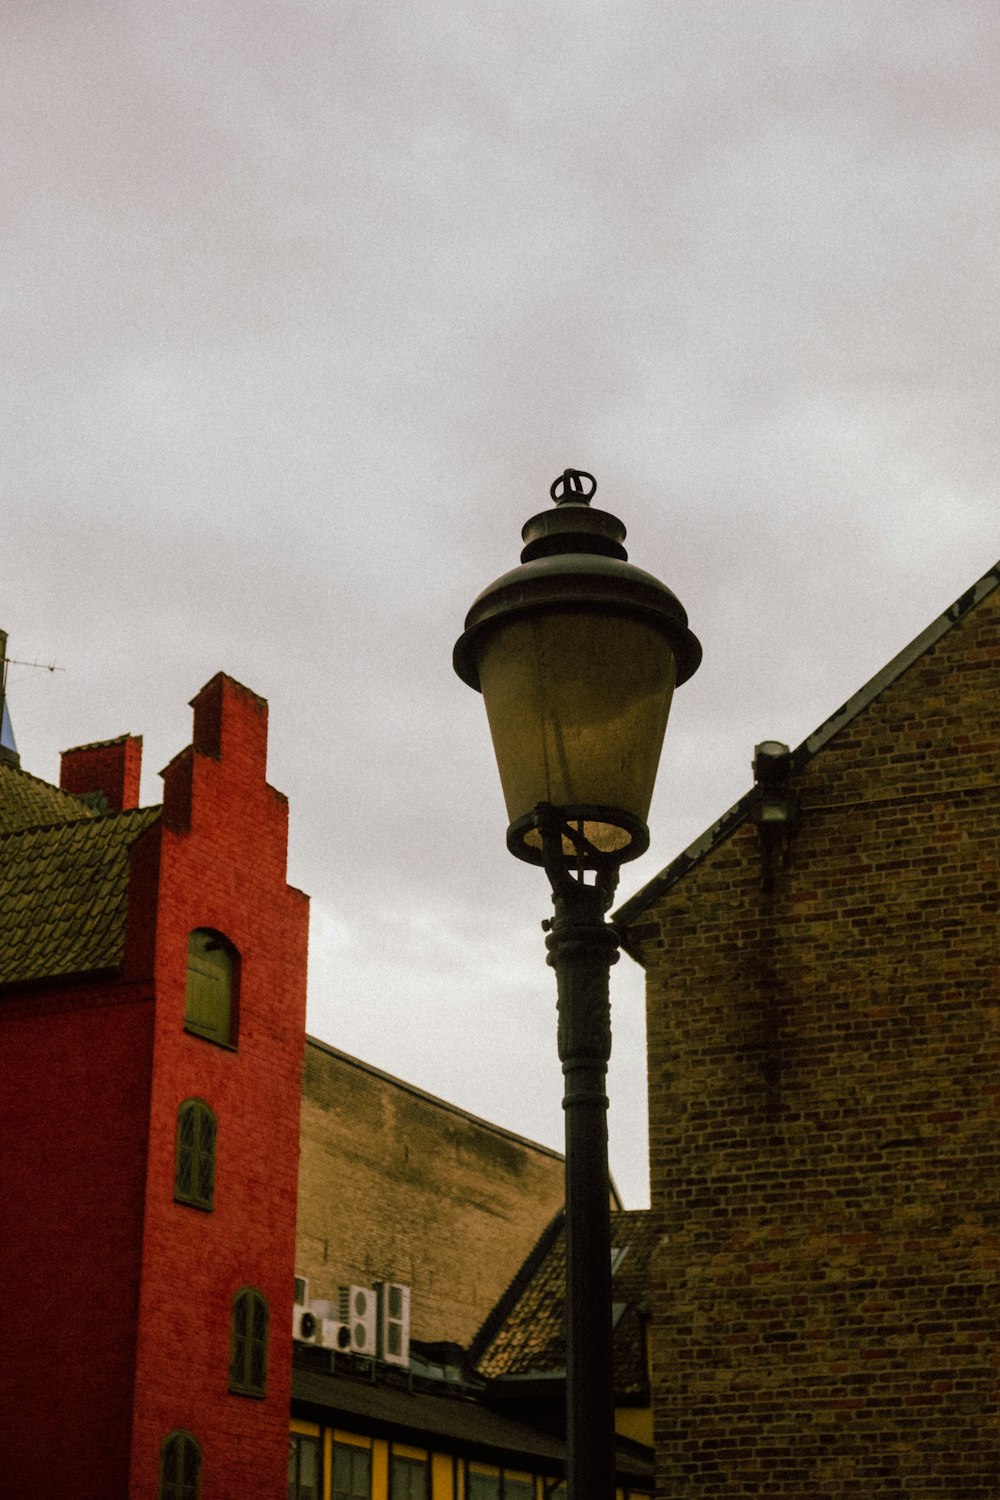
[0,759,97,834]
[471,1209,656,1400]
[0,805,160,986]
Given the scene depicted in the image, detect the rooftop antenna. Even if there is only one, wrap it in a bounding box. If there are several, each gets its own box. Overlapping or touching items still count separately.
[0,631,64,768]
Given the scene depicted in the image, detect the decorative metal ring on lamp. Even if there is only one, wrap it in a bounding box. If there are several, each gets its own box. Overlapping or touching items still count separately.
[507,804,650,869]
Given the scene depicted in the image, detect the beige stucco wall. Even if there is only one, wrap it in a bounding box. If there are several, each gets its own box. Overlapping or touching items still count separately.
[296,1038,566,1346]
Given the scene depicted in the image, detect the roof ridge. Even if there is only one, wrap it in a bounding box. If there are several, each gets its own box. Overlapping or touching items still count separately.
[614,557,1000,929]
[0,803,161,843]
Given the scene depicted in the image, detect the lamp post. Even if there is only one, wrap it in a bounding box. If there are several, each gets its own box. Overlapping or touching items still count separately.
[454,471,701,1498]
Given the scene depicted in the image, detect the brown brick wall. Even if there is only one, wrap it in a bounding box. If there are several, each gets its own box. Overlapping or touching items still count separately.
[632,583,1000,1496]
[297,1039,566,1346]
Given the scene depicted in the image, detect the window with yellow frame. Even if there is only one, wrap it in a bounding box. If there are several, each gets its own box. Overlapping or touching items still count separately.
[389,1444,428,1500]
[466,1463,536,1499]
[288,1430,322,1500]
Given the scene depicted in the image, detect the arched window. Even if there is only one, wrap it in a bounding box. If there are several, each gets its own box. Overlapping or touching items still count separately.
[160,1430,200,1500]
[184,929,238,1045]
[230,1287,269,1397]
[174,1099,216,1211]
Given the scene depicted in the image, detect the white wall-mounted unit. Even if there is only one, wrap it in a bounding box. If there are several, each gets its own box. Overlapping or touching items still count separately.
[294,1274,310,1306]
[375,1281,411,1367]
[338,1285,377,1355]
[317,1319,350,1352]
[292,1305,320,1343]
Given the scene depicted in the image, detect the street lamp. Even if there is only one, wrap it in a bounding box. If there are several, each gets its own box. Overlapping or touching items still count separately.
[454,470,701,1497]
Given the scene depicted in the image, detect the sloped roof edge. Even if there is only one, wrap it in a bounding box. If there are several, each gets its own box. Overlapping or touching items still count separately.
[304,1034,565,1163]
[614,558,1000,935]
[467,1208,565,1367]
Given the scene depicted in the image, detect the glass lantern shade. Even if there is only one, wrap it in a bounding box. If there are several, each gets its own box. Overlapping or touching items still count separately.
[474,606,678,863]
[454,473,701,868]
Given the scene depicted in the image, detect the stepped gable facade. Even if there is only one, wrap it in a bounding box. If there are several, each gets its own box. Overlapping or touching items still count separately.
[0,674,309,1500]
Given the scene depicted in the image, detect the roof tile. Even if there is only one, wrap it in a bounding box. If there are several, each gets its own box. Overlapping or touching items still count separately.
[0,760,97,834]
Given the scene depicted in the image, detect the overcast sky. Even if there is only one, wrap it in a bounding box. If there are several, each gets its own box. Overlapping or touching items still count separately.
[5,1,998,1207]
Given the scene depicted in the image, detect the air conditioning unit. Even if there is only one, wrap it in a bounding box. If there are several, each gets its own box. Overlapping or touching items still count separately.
[317,1318,351,1352]
[376,1281,411,1367]
[304,1302,351,1352]
[338,1285,377,1355]
[292,1305,321,1343]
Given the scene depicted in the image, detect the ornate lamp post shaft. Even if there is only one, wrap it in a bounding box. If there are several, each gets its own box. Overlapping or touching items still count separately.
[541,815,620,1497]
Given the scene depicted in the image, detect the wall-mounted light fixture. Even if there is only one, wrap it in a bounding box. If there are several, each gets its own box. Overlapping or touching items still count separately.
[749,740,798,829]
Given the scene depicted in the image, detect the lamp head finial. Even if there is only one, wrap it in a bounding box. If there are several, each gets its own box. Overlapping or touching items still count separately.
[550,469,597,507]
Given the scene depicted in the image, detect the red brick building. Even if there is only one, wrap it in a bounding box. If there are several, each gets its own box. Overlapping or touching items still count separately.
[0,672,308,1500]
[616,563,1000,1496]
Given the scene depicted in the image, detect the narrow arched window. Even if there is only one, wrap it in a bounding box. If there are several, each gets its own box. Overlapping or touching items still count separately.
[230,1287,269,1397]
[160,1430,201,1500]
[184,929,238,1045]
[174,1100,216,1211]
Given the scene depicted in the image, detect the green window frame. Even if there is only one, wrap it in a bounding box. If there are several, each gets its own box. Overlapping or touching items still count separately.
[184,929,238,1045]
[289,1432,323,1500]
[174,1099,217,1210]
[230,1287,269,1397]
[333,1440,372,1500]
[160,1430,201,1500]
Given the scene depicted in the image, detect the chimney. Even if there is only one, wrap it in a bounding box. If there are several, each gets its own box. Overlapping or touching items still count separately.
[60,735,143,813]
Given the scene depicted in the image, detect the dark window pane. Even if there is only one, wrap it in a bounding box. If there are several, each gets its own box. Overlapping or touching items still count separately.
[289,1434,322,1500]
[391,1455,428,1500]
[230,1288,268,1395]
[175,1100,216,1210]
[333,1442,371,1500]
[176,1110,194,1196]
[198,1111,216,1202]
[161,1431,200,1500]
